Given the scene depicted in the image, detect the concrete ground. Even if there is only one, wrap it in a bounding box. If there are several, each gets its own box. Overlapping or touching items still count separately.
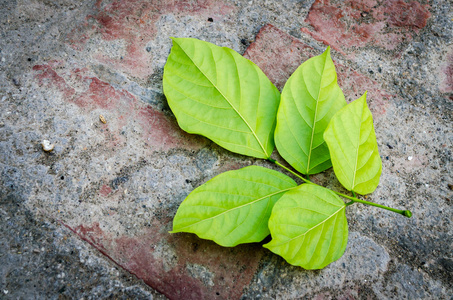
[0,0,452,299]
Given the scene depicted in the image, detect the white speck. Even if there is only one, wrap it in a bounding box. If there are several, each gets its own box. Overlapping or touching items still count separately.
[1,57,5,62]
[3,290,8,294]
[42,140,55,152]
[408,156,413,161]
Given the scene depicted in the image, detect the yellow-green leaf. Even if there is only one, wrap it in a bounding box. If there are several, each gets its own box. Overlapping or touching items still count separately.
[163,38,280,159]
[275,47,346,175]
[264,184,348,269]
[323,92,382,194]
[171,166,297,247]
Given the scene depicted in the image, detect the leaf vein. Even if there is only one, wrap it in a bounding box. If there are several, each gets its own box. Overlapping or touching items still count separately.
[175,187,295,232]
[176,43,269,157]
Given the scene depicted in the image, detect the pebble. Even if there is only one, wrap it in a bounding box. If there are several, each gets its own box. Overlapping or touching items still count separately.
[408,156,413,161]
[42,140,55,152]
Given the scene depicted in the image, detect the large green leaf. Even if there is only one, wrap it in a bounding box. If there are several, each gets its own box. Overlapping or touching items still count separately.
[274,47,346,175]
[323,92,382,195]
[263,184,348,269]
[163,38,280,159]
[171,166,297,247]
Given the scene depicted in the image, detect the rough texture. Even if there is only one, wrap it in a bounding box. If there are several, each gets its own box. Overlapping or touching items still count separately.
[0,0,452,299]
[301,0,432,54]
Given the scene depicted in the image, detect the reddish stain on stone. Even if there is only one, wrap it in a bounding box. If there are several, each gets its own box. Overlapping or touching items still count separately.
[336,65,391,115]
[74,77,135,111]
[439,46,453,94]
[312,286,358,299]
[64,221,263,299]
[67,222,108,252]
[99,184,112,197]
[32,64,75,99]
[137,106,206,151]
[386,0,431,28]
[33,64,205,151]
[244,24,316,90]
[244,24,390,116]
[302,0,431,53]
[67,0,234,79]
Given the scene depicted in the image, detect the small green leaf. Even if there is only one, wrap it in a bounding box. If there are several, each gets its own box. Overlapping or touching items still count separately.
[323,92,382,194]
[263,184,348,269]
[171,166,297,247]
[163,38,280,159]
[274,47,346,175]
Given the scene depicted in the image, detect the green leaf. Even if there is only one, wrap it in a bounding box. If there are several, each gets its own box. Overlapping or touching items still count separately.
[163,38,280,159]
[274,47,346,175]
[263,184,348,269]
[323,92,382,194]
[171,166,297,247]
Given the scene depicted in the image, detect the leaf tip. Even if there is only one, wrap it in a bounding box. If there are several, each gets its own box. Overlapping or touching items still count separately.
[262,242,271,251]
[322,46,332,60]
[169,227,181,234]
[356,91,368,106]
[170,37,182,45]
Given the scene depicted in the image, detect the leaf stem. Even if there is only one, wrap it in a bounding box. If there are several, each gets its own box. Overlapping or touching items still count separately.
[334,191,412,218]
[269,159,310,184]
[269,159,412,218]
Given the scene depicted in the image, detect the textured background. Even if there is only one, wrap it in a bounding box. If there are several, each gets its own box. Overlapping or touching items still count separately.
[0,0,451,299]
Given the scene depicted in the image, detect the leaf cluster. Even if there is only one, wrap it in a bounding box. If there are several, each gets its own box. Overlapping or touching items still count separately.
[163,38,410,269]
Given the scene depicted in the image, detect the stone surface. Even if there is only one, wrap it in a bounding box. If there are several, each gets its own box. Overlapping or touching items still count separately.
[1,0,452,299]
[243,24,392,117]
[301,0,431,53]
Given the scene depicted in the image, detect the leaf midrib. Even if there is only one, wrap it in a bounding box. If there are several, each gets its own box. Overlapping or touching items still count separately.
[306,53,329,174]
[175,40,269,158]
[269,205,344,248]
[173,187,295,231]
[352,100,366,190]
